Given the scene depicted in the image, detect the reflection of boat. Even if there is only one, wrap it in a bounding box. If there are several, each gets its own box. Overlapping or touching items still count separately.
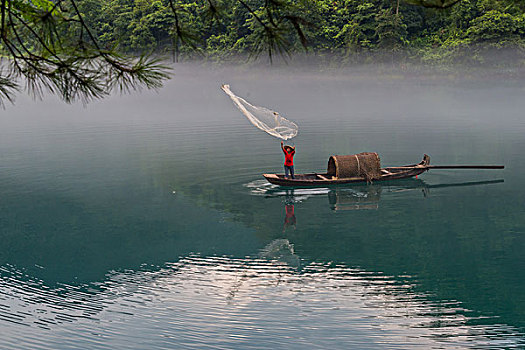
[255,178,504,210]
[328,179,505,211]
[263,154,504,187]
[328,187,381,211]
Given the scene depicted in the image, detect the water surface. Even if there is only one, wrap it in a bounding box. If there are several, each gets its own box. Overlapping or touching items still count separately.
[0,64,524,349]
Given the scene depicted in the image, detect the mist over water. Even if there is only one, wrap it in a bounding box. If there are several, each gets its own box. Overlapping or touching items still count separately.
[1,63,524,349]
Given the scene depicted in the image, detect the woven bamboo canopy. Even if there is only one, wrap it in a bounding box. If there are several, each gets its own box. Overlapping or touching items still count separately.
[327,152,382,181]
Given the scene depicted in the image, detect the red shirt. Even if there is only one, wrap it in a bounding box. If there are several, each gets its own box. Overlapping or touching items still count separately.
[283,148,295,166]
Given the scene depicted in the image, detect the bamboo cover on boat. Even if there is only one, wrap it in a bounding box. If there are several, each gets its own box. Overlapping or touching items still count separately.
[327,152,382,181]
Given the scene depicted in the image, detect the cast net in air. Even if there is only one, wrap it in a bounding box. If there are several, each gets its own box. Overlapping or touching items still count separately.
[221,84,298,140]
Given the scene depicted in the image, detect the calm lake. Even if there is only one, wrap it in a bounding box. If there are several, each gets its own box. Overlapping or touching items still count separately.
[1,63,524,349]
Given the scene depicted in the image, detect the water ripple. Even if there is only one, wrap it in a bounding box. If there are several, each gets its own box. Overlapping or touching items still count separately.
[1,257,524,349]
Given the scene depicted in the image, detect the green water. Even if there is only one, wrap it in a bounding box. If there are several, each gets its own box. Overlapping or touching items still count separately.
[0,65,524,349]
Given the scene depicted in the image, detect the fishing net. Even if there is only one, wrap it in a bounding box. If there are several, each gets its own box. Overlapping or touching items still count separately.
[221,84,298,140]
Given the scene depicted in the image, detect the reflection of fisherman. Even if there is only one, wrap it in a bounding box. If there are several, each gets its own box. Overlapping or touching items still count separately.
[283,190,296,232]
[281,141,296,179]
[283,204,296,232]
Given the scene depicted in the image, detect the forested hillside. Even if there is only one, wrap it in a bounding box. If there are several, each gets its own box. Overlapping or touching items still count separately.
[75,0,525,64]
[0,0,523,104]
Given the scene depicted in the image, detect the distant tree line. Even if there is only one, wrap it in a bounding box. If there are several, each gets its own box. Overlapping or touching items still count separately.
[0,0,523,105]
[75,0,525,64]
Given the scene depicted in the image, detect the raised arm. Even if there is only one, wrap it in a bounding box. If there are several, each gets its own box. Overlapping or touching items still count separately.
[281,141,286,153]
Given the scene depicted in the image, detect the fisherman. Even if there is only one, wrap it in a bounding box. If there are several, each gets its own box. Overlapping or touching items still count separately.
[281,141,295,179]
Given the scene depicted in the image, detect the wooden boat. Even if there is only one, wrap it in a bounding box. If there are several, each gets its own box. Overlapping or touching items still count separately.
[263,154,504,187]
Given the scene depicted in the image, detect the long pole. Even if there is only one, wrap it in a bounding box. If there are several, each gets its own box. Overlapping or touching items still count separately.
[386,165,504,170]
[427,165,504,169]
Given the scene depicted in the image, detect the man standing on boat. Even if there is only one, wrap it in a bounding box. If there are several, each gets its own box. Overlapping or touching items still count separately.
[281,141,296,179]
